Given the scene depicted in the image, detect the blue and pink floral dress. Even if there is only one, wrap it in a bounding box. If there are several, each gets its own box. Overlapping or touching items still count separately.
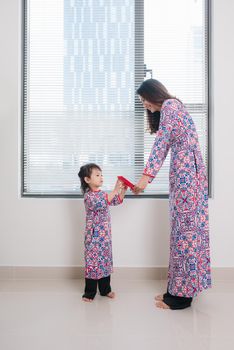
[144,99,211,298]
[83,190,123,280]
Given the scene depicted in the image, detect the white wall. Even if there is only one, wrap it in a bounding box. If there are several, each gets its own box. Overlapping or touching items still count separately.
[0,0,233,268]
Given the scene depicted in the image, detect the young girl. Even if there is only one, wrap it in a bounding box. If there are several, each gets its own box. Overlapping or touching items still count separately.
[78,163,127,302]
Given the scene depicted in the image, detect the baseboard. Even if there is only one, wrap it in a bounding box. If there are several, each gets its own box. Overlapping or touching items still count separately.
[0,266,167,280]
[0,266,84,280]
[0,266,232,281]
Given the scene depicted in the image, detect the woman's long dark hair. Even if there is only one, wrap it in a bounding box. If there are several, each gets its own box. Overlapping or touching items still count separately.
[136,79,175,134]
[78,163,102,194]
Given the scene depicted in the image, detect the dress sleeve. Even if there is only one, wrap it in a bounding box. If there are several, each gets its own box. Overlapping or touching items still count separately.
[106,194,123,206]
[143,103,175,183]
[84,191,108,212]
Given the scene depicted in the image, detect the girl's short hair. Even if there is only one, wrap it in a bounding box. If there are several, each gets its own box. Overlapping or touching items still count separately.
[78,163,102,194]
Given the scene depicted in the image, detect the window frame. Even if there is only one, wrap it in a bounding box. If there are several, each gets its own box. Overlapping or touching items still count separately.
[21,0,212,199]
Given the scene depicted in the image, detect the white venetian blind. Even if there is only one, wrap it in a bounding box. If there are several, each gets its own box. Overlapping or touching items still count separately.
[142,0,209,195]
[23,0,209,196]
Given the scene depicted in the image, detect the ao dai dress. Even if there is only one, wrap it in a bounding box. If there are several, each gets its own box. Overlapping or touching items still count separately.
[84,190,122,280]
[143,99,211,298]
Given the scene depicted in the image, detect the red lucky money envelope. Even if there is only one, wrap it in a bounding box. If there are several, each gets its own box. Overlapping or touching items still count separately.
[117,176,135,190]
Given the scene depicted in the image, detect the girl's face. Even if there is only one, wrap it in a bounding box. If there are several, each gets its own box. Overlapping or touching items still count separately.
[85,168,103,190]
[139,96,161,112]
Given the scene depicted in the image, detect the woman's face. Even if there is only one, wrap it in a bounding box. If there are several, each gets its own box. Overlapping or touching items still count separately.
[139,96,161,112]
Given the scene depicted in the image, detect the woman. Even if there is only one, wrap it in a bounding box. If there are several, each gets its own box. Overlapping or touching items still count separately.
[133,79,211,310]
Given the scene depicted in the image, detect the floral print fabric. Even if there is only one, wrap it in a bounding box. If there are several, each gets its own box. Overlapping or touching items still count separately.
[144,99,211,297]
[83,190,122,280]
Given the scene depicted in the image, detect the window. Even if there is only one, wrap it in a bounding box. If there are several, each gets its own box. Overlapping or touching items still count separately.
[22,0,210,197]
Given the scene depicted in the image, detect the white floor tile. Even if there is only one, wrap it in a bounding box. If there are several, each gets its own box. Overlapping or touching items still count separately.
[0,279,233,350]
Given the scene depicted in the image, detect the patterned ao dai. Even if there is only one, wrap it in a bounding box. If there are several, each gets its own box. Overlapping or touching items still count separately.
[143,99,211,298]
[84,190,122,280]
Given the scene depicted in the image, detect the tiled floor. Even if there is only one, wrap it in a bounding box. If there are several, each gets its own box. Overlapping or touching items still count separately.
[0,278,233,350]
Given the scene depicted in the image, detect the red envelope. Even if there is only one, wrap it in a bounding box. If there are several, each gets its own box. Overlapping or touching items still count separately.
[117,176,135,190]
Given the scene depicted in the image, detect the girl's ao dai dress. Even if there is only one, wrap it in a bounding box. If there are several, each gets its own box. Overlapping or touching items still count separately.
[84,190,122,280]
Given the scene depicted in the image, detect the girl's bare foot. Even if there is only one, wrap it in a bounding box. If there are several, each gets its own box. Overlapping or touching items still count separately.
[154,294,163,301]
[82,297,93,302]
[155,300,170,309]
[106,291,115,299]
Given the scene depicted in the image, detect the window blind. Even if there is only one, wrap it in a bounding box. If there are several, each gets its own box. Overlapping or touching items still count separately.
[23,0,209,197]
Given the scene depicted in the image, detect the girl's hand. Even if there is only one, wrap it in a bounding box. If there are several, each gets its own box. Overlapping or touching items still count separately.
[113,179,122,193]
[132,175,150,195]
[119,184,128,200]
[108,180,127,203]
[108,180,122,203]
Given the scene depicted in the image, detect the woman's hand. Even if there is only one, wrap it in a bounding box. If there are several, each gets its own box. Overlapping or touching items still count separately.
[132,175,150,195]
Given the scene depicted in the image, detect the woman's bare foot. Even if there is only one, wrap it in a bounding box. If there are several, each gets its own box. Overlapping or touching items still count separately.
[154,294,163,301]
[82,297,93,302]
[106,291,115,299]
[155,300,170,309]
